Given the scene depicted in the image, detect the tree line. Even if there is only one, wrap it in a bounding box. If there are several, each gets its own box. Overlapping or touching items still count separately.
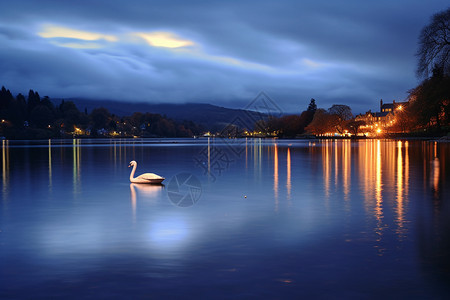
[258,8,450,137]
[254,99,358,138]
[0,87,204,139]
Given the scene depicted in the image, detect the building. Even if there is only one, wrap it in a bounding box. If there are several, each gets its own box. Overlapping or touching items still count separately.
[355,99,409,135]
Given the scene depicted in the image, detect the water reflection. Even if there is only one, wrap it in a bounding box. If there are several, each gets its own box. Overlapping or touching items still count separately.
[208,137,211,177]
[431,142,440,197]
[73,139,81,194]
[1,139,449,298]
[374,140,385,254]
[253,138,262,179]
[343,139,351,202]
[48,139,52,192]
[2,139,9,199]
[273,143,279,211]
[111,139,128,168]
[322,140,331,201]
[286,148,291,202]
[130,183,164,222]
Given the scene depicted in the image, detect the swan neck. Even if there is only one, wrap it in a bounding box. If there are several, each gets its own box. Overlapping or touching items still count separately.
[130,163,137,180]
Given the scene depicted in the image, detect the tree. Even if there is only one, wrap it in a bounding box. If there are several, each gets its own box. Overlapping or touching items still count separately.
[408,74,450,129]
[417,8,450,78]
[90,107,111,133]
[346,120,366,136]
[278,115,303,137]
[328,104,353,134]
[30,105,55,128]
[307,98,317,112]
[27,90,41,118]
[58,100,83,131]
[305,109,336,135]
[8,93,27,127]
[0,86,14,123]
[391,108,417,133]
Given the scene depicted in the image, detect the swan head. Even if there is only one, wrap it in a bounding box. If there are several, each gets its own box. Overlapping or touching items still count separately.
[128,160,137,168]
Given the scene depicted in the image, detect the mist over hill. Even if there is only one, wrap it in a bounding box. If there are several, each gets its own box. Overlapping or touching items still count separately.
[66,99,270,131]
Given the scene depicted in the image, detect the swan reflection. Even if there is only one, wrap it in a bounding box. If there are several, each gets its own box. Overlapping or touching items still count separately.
[130,183,164,222]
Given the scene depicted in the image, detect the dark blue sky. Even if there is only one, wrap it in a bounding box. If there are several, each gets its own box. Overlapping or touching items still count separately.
[0,0,448,114]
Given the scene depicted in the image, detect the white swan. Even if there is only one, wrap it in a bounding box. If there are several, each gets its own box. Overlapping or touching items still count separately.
[128,160,165,184]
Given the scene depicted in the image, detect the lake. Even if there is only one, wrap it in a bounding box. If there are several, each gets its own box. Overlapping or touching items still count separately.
[1,138,449,299]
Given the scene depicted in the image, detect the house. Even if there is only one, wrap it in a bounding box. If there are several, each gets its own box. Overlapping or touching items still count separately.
[380,99,408,114]
[355,99,409,134]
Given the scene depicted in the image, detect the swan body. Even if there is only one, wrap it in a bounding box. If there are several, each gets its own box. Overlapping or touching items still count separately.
[128,160,165,184]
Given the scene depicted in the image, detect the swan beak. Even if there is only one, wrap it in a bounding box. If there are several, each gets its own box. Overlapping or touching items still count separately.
[128,164,131,168]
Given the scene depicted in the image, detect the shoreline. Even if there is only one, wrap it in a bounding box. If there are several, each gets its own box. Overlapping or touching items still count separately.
[2,135,449,142]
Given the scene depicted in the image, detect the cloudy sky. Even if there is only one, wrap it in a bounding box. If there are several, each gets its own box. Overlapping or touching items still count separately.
[0,0,448,114]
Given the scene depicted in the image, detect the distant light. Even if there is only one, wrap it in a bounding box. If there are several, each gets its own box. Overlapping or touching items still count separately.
[397,105,403,111]
[377,128,382,133]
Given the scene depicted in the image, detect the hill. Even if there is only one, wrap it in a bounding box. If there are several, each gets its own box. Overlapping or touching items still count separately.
[66,99,268,131]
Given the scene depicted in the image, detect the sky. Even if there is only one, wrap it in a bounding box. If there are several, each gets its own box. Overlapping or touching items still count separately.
[0,0,448,114]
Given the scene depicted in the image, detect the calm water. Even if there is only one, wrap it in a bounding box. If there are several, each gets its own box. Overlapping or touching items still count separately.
[1,138,449,299]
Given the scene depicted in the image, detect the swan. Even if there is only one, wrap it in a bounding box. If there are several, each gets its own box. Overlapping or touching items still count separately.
[128,160,165,184]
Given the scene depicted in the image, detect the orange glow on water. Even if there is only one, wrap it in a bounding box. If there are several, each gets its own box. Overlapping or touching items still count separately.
[274,144,279,210]
[395,141,405,236]
[343,140,351,202]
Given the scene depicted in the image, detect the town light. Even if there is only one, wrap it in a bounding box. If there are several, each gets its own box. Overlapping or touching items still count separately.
[377,128,382,133]
[397,105,403,111]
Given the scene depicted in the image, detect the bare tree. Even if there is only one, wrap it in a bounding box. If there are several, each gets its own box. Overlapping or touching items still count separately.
[305,109,335,135]
[328,104,353,134]
[417,8,450,78]
[346,120,365,135]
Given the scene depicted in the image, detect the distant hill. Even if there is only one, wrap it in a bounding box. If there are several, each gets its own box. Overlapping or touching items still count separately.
[64,99,269,131]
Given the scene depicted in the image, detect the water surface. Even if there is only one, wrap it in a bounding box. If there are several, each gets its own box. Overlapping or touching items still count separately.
[1,138,449,299]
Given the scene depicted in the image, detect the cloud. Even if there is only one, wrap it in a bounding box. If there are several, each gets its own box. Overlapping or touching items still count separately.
[134,32,194,48]
[0,0,448,114]
[38,25,117,42]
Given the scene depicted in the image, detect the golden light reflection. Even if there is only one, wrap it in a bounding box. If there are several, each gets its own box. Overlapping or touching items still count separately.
[343,139,351,202]
[135,32,194,48]
[429,142,440,198]
[395,141,406,237]
[208,137,211,179]
[323,140,331,202]
[48,139,52,192]
[405,141,409,201]
[110,139,128,168]
[431,157,440,195]
[113,140,117,166]
[360,140,369,213]
[2,140,9,200]
[334,139,338,187]
[73,139,81,194]
[286,148,291,201]
[253,139,262,179]
[245,138,248,170]
[374,140,385,255]
[274,143,279,211]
